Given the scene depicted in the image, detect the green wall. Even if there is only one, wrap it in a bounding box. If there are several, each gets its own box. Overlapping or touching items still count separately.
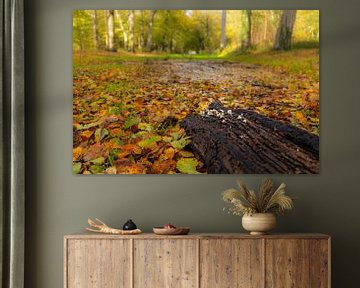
[24,0,360,287]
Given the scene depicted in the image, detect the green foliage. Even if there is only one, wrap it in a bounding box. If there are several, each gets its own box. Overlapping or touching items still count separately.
[123,117,140,130]
[222,179,294,216]
[293,10,319,43]
[229,48,319,81]
[137,135,161,148]
[95,128,109,142]
[73,10,318,54]
[176,158,200,174]
[90,157,105,165]
[73,11,94,51]
[73,162,82,174]
[89,164,104,174]
[170,136,191,150]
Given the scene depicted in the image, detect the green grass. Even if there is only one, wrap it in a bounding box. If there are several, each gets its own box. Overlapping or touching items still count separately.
[74,45,319,81]
[73,50,222,66]
[228,48,319,81]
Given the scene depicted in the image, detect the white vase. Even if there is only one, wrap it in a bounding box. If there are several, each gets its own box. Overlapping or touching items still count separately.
[242,213,276,235]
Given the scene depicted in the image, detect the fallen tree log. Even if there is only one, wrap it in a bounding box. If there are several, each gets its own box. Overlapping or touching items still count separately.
[181,102,319,174]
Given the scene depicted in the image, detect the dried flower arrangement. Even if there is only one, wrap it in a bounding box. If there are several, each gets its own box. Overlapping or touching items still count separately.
[222,179,294,216]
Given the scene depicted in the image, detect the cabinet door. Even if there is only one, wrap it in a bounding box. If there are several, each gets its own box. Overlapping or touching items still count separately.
[66,239,131,288]
[266,239,310,288]
[309,239,330,288]
[200,239,264,288]
[134,239,198,288]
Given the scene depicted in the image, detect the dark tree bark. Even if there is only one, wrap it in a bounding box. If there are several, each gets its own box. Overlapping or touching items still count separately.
[181,102,319,174]
[245,10,252,48]
[274,10,297,50]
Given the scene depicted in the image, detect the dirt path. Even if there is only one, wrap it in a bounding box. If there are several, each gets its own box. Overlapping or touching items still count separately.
[120,60,319,133]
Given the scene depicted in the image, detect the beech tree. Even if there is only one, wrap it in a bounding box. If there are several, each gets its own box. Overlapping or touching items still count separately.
[106,10,115,51]
[115,11,128,50]
[274,10,297,50]
[245,10,252,48]
[220,10,227,50]
[146,10,157,51]
[128,10,135,52]
[73,10,317,53]
[92,10,100,50]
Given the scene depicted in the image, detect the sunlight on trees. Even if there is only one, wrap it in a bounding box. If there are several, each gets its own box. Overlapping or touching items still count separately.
[73,10,319,54]
[72,10,319,174]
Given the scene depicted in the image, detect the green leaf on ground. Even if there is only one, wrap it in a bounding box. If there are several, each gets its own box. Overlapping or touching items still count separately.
[123,117,140,129]
[90,157,105,165]
[89,165,104,174]
[73,162,82,174]
[176,158,200,174]
[171,137,191,149]
[138,135,161,148]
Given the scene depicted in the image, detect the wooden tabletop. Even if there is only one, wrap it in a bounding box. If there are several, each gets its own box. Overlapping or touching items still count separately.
[65,232,330,240]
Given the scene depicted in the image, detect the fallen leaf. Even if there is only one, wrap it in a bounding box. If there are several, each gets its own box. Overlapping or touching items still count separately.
[95,128,109,143]
[73,162,82,174]
[84,143,109,161]
[179,151,194,158]
[176,158,200,174]
[89,165,104,174]
[90,157,105,165]
[73,147,85,161]
[118,144,142,158]
[105,166,117,174]
[138,135,161,148]
[152,159,176,174]
[171,136,191,150]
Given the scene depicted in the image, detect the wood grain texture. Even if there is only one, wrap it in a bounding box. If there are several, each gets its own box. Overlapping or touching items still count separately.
[66,239,131,288]
[200,239,264,288]
[265,239,310,288]
[133,239,198,288]
[65,233,330,240]
[310,239,330,288]
[64,234,330,288]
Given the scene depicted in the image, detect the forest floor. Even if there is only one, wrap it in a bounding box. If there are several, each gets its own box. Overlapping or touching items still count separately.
[73,48,319,174]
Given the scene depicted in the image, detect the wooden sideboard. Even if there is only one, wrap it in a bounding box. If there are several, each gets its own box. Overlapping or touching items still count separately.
[64,233,330,288]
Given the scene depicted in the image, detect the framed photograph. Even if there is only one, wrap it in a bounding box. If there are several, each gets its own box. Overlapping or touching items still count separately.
[72,10,319,174]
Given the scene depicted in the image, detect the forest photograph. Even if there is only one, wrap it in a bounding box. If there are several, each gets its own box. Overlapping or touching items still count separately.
[73,10,319,175]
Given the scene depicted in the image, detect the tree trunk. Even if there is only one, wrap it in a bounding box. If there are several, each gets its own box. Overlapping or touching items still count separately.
[274,10,297,50]
[138,35,143,51]
[263,11,268,42]
[115,11,128,50]
[181,102,319,174]
[146,10,157,51]
[75,15,85,51]
[246,10,252,48]
[106,10,115,51]
[138,11,146,51]
[91,11,100,50]
[220,10,227,51]
[128,10,135,52]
